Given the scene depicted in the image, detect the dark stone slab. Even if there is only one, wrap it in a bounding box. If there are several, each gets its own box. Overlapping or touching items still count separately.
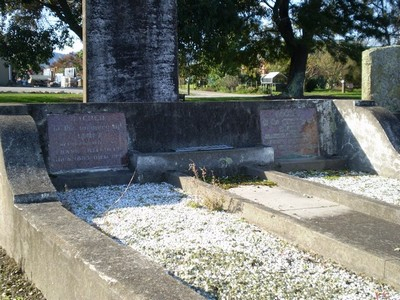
[26,100,335,161]
[260,108,319,158]
[47,113,129,172]
[84,0,178,102]
[50,170,134,190]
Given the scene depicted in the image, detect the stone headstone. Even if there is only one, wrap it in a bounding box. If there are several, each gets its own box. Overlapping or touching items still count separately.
[47,113,129,172]
[362,46,400,112]
[260,108,319,158]
[83,0,179,103]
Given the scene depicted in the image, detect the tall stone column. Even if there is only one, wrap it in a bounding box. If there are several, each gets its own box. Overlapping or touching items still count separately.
[83,0,179,103]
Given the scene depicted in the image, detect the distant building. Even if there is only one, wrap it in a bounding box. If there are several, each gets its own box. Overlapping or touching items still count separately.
[0,58,11,86]
[260,72,287,94]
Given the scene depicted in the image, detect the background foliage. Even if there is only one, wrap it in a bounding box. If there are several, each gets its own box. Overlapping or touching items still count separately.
[0,0,399,95]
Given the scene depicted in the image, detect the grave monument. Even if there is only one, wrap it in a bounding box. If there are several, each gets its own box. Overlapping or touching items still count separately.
[83,0,179,103]
[362,45,400,113]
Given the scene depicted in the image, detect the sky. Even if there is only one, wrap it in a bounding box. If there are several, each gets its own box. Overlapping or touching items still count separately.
[42,8,83,54]
[57,37,83,54]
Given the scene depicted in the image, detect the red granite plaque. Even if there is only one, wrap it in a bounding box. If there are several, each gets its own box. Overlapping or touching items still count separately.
[260,108,319,158]
[47,113,129,172]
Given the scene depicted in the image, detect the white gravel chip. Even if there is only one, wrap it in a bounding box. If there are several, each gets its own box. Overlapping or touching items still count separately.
[290,170,400,206]
[58,182,400,300]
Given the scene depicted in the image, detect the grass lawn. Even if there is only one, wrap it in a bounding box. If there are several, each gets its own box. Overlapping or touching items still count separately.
[0,88,360,104]
[0,92,83,103]
[304,88,361,99]
[183,88,361,102]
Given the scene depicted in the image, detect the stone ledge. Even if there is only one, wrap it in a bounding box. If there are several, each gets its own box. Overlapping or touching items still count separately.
[132,146,274,182]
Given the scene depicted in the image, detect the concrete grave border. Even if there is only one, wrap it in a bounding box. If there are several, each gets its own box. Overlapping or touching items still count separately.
[0,99,400,298]
[165,171,400,290]
[0,114,203,300]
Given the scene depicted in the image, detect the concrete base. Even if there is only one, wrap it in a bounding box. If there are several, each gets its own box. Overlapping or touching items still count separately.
[50,169,134,190]
[132,146,274,182]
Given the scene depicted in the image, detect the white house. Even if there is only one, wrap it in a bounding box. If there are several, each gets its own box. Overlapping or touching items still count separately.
[260,72,287,94]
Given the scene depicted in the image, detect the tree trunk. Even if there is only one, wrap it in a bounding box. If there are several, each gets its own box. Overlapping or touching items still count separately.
[272,0,310,98]
[285,44,308,98]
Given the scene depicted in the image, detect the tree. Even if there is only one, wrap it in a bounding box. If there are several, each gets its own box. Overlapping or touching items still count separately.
[2,0,398,96]
[50,50,83,75]
[306,48,362,90]
[0,0,82,39]
[177,0,264,80]
[261,0,391,97]
[0,1,80,76]
[369,0,400,45]
[0,11,66,77]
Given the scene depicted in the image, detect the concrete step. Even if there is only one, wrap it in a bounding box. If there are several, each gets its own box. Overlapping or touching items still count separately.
[245,167,400,226]
[272,156,348,173]
[166,170,400,291]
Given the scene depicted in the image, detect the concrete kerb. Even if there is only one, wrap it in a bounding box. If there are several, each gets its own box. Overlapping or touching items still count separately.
[0,114,204,300]
[245,167,400,226]
[165,171,400,290]
[12,201,203,300]
[0,115,57,203]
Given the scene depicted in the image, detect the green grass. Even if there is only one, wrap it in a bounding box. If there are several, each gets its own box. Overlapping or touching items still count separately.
[304,88,361,99]
[204,174,277,190]
[185,96,265,102]
[184,88,361,102]
[0,88,360,104]
[0,92,83,103]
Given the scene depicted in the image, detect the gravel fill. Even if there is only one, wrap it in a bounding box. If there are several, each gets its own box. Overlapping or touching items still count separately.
[58,182,400,300]
[0,247,45,300]
[289,170,400,206]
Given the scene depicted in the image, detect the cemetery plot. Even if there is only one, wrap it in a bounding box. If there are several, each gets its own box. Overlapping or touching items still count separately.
[57,182,398,299]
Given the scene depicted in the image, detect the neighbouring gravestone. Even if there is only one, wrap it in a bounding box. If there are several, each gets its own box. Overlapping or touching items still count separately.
[47,113,129,172]
[83,0,179,103]
[260,108,320,158]
[362,46,400,113]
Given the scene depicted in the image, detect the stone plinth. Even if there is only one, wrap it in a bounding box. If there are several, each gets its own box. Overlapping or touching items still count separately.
[83,0,179,102]
[362,46,400,112]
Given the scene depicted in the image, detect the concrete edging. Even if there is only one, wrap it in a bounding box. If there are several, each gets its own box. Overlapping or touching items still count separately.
[9,201,203,300]
[246,167,400,226]
[165,171,400,290]
[0,114,203,300]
